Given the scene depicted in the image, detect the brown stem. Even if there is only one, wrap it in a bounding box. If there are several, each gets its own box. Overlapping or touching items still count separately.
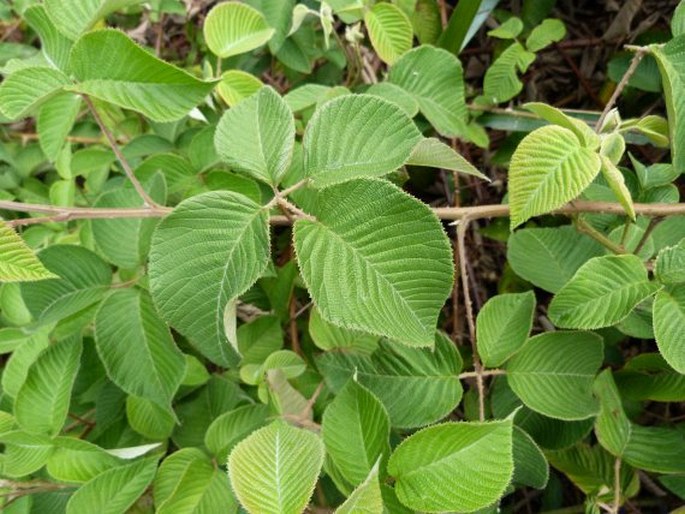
[458,369,506,379]
[612,458,622,514]
[83,95,161,208]
[595,47,647,131]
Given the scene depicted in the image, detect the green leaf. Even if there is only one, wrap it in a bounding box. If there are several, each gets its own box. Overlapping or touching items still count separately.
[335,461,383,514]
[24,5,73,71]
[149,191,270,367]
[507,331,603,420]
[599,132,626,164]
[228,421,324,514]
[37,93,81,161]
[0,220,57,282]
[0,430,53,478]
[126,396,175,439]
[651,36,685,173]
[217,70,263,107]
[15,337,82,436]
[406,137,487,179]
[523,102,599,149]
[92,181,167,270]
[411,0,441,45]
[482,42,536,104]
[0,67,70,120]
[67,29,217,122]
[203,2,275,58]
[317,333,462,428]
[293,179,453,346]
[600,156,635,220]
[215,86,294,186]
[507,226,605,293]
[674,0,685,37]
[509,125,602,229]
[388,419,514,513]
[488,17,524,39]
[364,3,412,65]
[616,353,685,401]
[364,82,419,117]
[95,288,185,408]
[20,245,112,324]
[526,18,566,52]
[388,45,468,137]
[549,255,661,329]
[44,0,144,40]
[322,379,390,487]
[653,287,685,374]
[594,370,685,473]
[303,95,421,186]
[205,404,270,462]
[436,0,482,54]
[1,333,50,399]
[65,457,158,514]
[154,448,237,514]
[655,239,685,284]
[512,426,549,489]
[237,314,284,364]
[476,291,535,367]
[308,307,379,353]
[46,437,122,483]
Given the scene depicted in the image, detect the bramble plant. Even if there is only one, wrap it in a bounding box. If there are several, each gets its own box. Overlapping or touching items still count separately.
[0,0,684,513]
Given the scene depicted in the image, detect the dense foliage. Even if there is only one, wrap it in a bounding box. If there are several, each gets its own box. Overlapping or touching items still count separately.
[0,0,684,513]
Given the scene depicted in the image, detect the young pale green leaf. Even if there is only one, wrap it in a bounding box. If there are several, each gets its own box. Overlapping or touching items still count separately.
[674,1,685,36]
[15,337,82,437]
[488,17,524,39]
[653,287,685,374]
[215,86,294,185]
[204,2,275,58]
[308,307,379,353]
[523,102,599,149]
[20,245,112,324]
[283,84,332,112]
[335,461,383,514]
[0,67,70,120]
[512,426,549,489]
[509,125,602,229]
[294,179,453,346]
[24,5,73,71]
[388,419,514,513]
[507,331,603,420]
[68,29,217,122]
[205,404,270,462]
[149,191,270,367]
[0,430,54,478]
[526,18,566,52]
[364,3,412,65]
[0,220,57,282]
[599,156,635,220]
[95,288,185,408]
[406,137,487,179]
[476,291,535,367]
[217,70,263,107]
[46,437,122,483]
[317,333,462,428]
[228,421,324,514]
[594,370,685,473]
[388,45,468,137]
[37,93,81,161]
[154,448,237,514]
[507,226,605,293]
[365,82,419,117]
[599,132,626,165]
[65,457,158,514]
[655,239,685,284]
[548,255,661,329]
[44,0,144,40]
[303,95,421,186]
[482,42,536,104]
[322,379,390,487]
[651,36,685,173]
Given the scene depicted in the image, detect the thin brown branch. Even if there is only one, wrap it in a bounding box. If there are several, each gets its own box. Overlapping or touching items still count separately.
[83,95,161,208]
[0,201,170,226]
[458,369,506,380]
[595,47,647,131]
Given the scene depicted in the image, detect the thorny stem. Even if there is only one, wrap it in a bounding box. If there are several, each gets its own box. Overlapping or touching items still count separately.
[456,217,486,421]
[595,47,648,131]
[83,95,161,209]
